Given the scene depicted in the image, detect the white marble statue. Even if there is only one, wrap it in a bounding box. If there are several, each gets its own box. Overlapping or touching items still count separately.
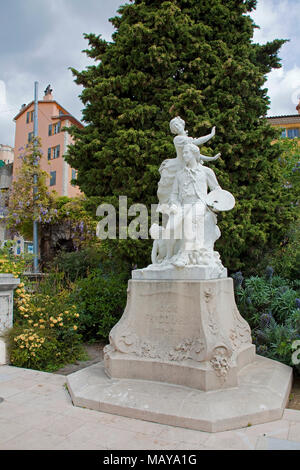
[157,116,219,205]
[164,142,223,268]
[134,116,235,280]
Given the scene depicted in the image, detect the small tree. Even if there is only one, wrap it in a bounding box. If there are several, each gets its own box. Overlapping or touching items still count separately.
[264,138,300,279]
[7,138,57,240]
[7,139,98,267]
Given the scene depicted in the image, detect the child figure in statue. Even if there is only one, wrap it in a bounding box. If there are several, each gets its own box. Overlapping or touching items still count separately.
[157,116,220,206]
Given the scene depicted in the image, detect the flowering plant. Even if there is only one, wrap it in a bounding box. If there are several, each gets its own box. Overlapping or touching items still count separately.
[6,138,97,251]
[6,265,84,371]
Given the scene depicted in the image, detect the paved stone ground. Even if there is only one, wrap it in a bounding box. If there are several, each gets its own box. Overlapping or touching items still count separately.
[1,363,300,450]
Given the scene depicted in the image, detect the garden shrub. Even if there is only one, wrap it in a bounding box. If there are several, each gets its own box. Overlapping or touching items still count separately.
[270,221,300,282]
[0,242,32,276]
[50,242,132,283]
[70,268,128,342]
[7,269,85,372]
[233,268,300,375]
[50,247,103,282]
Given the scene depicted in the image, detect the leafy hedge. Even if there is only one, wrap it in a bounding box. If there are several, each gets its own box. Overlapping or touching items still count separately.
[70,268,128,341]
[233,269,300,374]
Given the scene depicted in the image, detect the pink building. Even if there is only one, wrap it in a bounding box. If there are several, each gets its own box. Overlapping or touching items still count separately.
[13,85,83,197]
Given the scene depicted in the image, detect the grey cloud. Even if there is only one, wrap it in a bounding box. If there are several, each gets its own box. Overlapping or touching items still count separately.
[0,0,299,146]
[0,0,54,55]
[0,0,124,145]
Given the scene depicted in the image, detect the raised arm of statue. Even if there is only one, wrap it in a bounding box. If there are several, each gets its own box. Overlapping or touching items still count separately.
[192,126,216,146]
[171,118,219,165]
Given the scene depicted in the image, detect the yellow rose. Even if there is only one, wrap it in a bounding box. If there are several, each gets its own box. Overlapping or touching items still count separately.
[73,325,78,331]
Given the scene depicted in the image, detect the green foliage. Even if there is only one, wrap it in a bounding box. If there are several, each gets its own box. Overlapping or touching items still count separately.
[65,0,297,271]
[236,274,299,326]
[54,196,98,249]
[0,243,33,276]
[7,138,57,239]
[50,246,103,282]
[6,238,130,370]
[70,268,128,341]
[253,318,299,372]
[6,138,97,258]
[7,271,84,372]
[50,241,132,282]
[264,219,300,282]
[233,269,300,374]
[277,138,300,188]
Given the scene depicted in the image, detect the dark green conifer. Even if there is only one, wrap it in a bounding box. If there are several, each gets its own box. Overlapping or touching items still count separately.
[66,0,297,272]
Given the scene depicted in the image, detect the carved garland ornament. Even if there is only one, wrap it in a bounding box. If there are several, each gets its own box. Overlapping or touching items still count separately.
[210,346,231,379]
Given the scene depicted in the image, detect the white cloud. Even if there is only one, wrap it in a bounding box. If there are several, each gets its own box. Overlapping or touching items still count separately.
[0,81,7,108]
[250,0,300,116]
[0,0,123,147]
[265,66,300,116]
[251,0,291,43]
[0,0,299,144]
[0,79,22,146]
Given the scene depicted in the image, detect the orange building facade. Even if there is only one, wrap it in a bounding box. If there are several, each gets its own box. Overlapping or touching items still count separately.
[267,99,300,142]
[13,86,83,197]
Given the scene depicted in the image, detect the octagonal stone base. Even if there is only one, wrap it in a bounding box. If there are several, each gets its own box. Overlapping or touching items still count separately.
[67,355,293,433]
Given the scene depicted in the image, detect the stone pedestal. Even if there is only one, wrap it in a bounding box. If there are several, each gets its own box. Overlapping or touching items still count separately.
[0,274,20,365]
[104,278,255,391]
[67,276,293,432]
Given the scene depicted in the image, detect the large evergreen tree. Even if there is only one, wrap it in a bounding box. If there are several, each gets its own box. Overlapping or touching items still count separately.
[66,0,297,272]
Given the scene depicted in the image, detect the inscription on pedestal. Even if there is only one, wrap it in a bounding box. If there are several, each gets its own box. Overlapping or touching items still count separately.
[106,278,255,391]
[136,290,201,344]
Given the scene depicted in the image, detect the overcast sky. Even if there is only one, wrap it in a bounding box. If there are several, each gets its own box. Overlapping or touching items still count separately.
[0,0,299,147]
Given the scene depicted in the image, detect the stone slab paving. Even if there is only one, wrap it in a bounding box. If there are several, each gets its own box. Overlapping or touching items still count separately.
[0,364,300,450]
